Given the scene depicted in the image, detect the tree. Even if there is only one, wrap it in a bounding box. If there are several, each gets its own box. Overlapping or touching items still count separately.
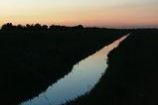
[42,25,48,30]
[1,23,13,30]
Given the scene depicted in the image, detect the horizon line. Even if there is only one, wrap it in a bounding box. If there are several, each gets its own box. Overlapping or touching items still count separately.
[0,23,158,29]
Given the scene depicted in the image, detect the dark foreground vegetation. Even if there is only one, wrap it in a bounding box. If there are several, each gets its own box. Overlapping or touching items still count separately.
[69,29,158,105]
[0,23,128,105]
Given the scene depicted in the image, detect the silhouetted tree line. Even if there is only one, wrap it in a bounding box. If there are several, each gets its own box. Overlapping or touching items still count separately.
[1,23,84,31]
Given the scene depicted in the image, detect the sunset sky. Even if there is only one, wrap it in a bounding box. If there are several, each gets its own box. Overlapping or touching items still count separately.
[0,0,158,28]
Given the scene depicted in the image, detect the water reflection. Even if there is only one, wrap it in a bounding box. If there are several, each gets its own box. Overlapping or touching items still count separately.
[21,35,128,105]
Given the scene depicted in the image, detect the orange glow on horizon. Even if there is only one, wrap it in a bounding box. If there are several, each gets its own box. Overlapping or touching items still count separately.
[0,0,158,28]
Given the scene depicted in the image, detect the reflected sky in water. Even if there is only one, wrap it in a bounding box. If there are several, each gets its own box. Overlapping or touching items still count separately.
[21,35,128,105]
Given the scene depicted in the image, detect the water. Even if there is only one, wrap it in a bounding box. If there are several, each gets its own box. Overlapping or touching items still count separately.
[20,35,128,105]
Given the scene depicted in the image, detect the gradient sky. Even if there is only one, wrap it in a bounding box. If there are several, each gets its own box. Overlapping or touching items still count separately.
[0,0,158,28]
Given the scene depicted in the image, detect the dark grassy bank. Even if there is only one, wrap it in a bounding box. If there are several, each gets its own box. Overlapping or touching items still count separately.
[0,23,128,105]
[69,29,158,105]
